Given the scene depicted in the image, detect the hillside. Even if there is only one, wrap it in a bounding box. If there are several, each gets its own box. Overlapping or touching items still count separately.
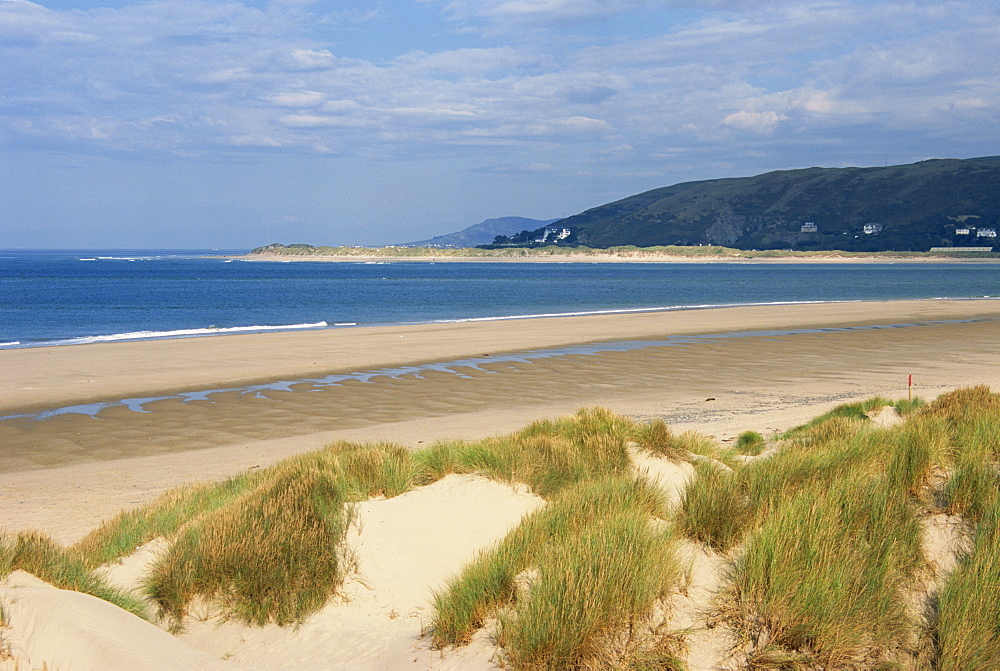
[493,157,1000,252]
[402,216,558,247]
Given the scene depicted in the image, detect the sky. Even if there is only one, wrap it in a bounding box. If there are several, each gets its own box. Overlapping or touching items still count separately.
[1,0,998,249]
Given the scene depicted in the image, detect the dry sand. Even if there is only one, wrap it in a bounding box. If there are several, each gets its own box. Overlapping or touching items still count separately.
[2,299,1000,670]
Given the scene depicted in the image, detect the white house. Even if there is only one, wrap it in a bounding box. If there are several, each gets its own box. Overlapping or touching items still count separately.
[535,227,572,243]
[863,223,883,235]
[955,228,971,235]
[800,222,817,233]
[976,228,997,238]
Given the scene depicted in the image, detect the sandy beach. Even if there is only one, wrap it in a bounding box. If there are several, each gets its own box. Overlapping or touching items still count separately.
[2,298,999,670]
[3,298,1000,539]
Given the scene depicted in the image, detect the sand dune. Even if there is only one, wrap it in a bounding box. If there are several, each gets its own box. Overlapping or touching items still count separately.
[2,299,999,670]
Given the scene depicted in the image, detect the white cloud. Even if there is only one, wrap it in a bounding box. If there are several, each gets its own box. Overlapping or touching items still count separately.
[291,49,339,69]
[2,0,997,172]
[266,91,327,107]
[441,0,649,25]
[230,134,282,147]
[722,110,787,134]
[279,114,356,128]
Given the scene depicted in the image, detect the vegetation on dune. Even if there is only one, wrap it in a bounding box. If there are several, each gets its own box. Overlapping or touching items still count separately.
[730,477,924,667]
[144,468,354,629]
[0,531,147,618]
[68,408,685,634]
[431,476,684,668]
[7,389,1000,668]
[934,498,1000,670]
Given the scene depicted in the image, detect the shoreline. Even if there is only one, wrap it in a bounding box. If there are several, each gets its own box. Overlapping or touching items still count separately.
[240,251,1000,264]
[8,295,999,353]
[4,298,1000,414]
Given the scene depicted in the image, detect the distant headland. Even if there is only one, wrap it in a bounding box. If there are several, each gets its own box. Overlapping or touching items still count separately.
[256,156,1000,257]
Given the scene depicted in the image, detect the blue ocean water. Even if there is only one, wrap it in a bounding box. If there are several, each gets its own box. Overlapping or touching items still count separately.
[1,249,998,348]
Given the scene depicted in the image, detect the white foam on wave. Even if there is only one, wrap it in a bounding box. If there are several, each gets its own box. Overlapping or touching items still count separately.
[427,300,836,324]
[0,341,21,347]
[48,322,330,346]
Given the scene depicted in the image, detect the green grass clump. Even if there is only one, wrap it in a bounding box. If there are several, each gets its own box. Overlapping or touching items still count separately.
[782,396,926,440]
[735,430,766,456]
[417,407,639,499]
[74,474,257,568]
[430,476,674,650]
[676,460,750,553]
[498,513,680,670]
[934,496,1000,669]
[678,402,950,553]
[0,531,148,618]
[144,467,353,628]
[630,419,687,461]
[729,478,923,667]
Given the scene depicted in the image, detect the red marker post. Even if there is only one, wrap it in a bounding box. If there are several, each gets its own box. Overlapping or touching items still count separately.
[908,373,913,402]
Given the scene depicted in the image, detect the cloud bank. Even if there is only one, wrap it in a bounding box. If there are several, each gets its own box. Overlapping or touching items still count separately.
[1,0,997,246]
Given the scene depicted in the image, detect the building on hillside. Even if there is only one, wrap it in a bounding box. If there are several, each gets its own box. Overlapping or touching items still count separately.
[800,222,817,233]
[955,228,971,235]
[535,227,572,243]
[863,223,883,235]
[977,228,997,238]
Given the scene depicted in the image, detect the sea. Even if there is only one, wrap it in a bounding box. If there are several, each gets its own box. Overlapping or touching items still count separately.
[1,249,999,349]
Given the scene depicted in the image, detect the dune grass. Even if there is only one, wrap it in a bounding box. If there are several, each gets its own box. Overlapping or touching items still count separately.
[12,392,1000,667]
[0,531,147,619]
[780,395,923,439]
[68,407,677,632]
[729,477,923,667]
[145,467,354,628]
[413,407,675,499]
[934,496,1000,669]
[735,430,766,456]
[73,474,257,569]
[670,389,1000,666]
[430,475,681,665]
[498,512,681,670]
[677,399,947,554]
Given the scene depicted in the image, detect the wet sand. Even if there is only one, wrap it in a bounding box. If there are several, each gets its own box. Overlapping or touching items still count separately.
[2,299,1000,542]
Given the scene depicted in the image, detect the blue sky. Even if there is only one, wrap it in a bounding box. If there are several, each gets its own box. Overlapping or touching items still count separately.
[2,0,998,248]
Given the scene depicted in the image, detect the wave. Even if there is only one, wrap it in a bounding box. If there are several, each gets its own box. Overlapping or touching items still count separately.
[426,300,839,324]
[0,341,21,347]
[42,322,330,346]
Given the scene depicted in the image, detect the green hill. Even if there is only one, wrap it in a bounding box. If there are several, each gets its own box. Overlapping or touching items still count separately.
[494,157,1000,252]
[402,216,558,247]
